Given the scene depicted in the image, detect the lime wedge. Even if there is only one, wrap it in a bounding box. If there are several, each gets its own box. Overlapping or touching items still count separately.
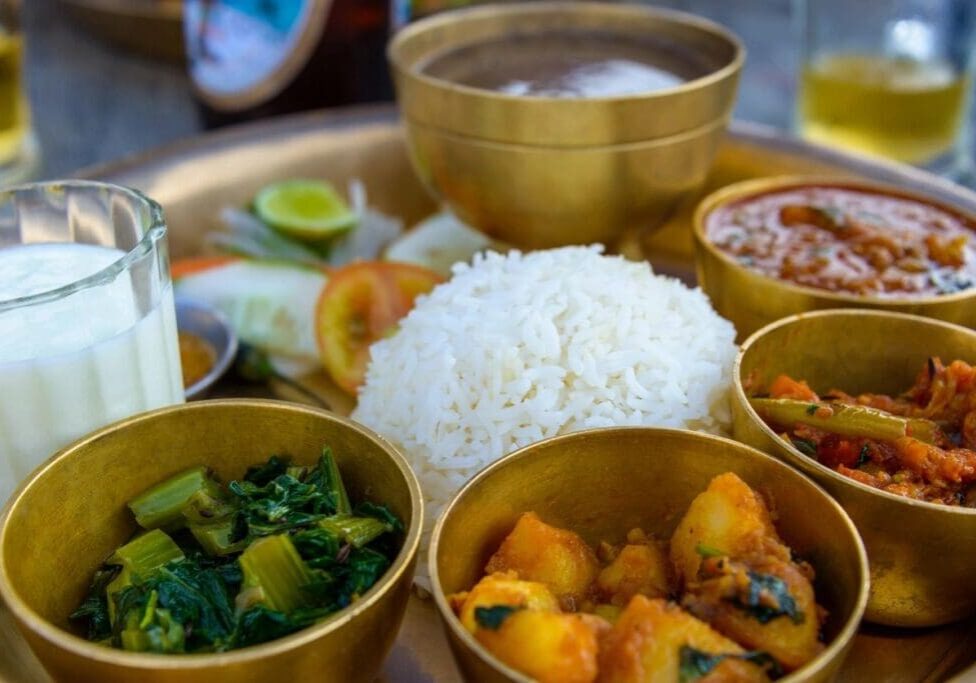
[254,180,357,241]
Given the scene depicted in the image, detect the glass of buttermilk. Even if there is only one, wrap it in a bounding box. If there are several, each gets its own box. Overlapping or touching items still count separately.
[0,181,184,504]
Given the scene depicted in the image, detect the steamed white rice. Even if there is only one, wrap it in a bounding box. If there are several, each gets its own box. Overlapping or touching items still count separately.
[352,246,737,584]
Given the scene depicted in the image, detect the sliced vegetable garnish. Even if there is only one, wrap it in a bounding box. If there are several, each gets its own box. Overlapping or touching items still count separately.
[174,259,328,360]
[749,397,938,445]
[315,261,441,395]
[254,180,357,242]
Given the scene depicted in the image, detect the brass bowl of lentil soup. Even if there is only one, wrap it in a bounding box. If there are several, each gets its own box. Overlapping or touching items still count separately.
[693,176,976,340]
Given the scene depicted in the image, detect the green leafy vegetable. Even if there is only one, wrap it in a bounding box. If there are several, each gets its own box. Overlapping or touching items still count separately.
[856,443,871,468]
[474,605,521,631]
[736,571,804,625]
[69,567,119,640]
[695,543,725,558]
[71,448,402,654]
[790,437,818,457]
[678,646,782,682]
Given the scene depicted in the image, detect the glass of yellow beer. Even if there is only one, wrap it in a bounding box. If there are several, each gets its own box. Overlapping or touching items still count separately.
[0,0,36,184]
[795,0,974,177]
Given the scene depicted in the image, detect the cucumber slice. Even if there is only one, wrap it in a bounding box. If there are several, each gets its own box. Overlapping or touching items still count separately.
[383,212,502,277]
[174,260,327,361]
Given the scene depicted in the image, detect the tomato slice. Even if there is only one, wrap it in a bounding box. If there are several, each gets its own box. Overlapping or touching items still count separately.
[316,261,442,394]
[170,256,240,280]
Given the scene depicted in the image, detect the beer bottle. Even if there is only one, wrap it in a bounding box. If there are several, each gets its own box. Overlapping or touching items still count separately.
[183,0,393,128]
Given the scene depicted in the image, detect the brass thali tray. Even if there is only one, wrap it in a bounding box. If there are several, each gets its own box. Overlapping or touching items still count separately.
[3,104,976,681]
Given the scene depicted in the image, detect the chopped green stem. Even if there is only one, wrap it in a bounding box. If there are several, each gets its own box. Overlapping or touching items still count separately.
[238,535,314,613]
[128,467,225,531]
[317,515,392,548]
[108,529,185,578]
[319,448,351,515]
[749,397,937,444]
[190,520,248,556]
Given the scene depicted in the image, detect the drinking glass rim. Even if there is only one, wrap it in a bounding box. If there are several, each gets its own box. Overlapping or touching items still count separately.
[0,180,167,313]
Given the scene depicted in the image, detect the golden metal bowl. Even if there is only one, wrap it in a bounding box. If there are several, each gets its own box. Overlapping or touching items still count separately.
[429,427,868,683]
[693,175,976,340]
[0,399,422,683]
[731,310,976,626]
[389,2,744,248]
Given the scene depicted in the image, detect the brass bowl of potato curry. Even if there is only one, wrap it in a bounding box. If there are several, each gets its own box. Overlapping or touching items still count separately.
[429,427,868,683]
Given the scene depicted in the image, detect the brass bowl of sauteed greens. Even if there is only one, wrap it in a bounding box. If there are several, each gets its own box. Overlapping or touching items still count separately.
[732,310,976,627]
[693,176,976,340]
[430,427,868,683]
[0,399,422,683]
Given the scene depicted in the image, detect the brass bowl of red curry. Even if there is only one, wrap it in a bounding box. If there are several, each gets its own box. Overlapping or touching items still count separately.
[693,176,976,340]
[731,309,976,627]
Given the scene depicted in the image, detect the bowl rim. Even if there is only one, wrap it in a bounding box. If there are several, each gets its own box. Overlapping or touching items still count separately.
[427,425,870,683]
[403,112,731,151]
[0,398,424,670]
[388,1,745,106]
[692,175,976,307]
[734,308,976,517]
[175,297,240,400]
[0,181,167,313]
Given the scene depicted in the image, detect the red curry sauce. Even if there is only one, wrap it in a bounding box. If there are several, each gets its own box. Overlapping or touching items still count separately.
[705,185,976,297]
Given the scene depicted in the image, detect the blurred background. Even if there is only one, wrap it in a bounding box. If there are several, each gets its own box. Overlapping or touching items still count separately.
[16,0,973,181]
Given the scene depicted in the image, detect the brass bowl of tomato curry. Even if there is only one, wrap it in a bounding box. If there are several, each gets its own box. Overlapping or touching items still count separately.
[732,310,976,626]
[429,427,868,683]
[693,176,976,340]
[0,399,422,683]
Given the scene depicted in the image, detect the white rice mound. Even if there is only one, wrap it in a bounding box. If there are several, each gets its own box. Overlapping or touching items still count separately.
[352,246,737,585]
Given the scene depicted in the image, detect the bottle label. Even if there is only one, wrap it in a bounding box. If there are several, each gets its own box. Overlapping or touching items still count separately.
[184,0,325,110]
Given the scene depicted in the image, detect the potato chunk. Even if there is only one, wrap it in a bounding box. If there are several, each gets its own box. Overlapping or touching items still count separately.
[596,543,672,606]
[683,557,824,671]
[486,512,600,608]
[450,571,560,633]
[475,609,607,683]
[670,473,789,587]
[597,596,771,683]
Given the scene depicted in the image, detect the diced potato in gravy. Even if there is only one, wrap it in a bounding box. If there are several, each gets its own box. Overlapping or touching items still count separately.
[683,557,823,671]
[475,609,608,683]
[596,542,672,606]
[486,512,600,609]
[450,571,560,633]
[670,473,789,587]
[597,597,771,683]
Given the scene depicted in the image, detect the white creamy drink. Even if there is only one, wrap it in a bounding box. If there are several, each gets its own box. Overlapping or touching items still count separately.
[0,243,184,502]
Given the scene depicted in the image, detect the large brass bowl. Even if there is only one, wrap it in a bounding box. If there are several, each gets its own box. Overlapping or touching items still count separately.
[0,400,422,683]
[731,310,976,626]
[693,176,976,340]
[429,427,868,683]
[389,2,743,248]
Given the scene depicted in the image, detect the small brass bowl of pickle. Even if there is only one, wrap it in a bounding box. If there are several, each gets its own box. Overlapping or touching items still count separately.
[429,427,868,683]
[693,176,976,340]
[0,399,422,683]
[731,310,976,626]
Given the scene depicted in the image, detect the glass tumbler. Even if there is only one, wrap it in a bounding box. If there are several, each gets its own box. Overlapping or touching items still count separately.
[0,182,184,504]
[794,0,975,176]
